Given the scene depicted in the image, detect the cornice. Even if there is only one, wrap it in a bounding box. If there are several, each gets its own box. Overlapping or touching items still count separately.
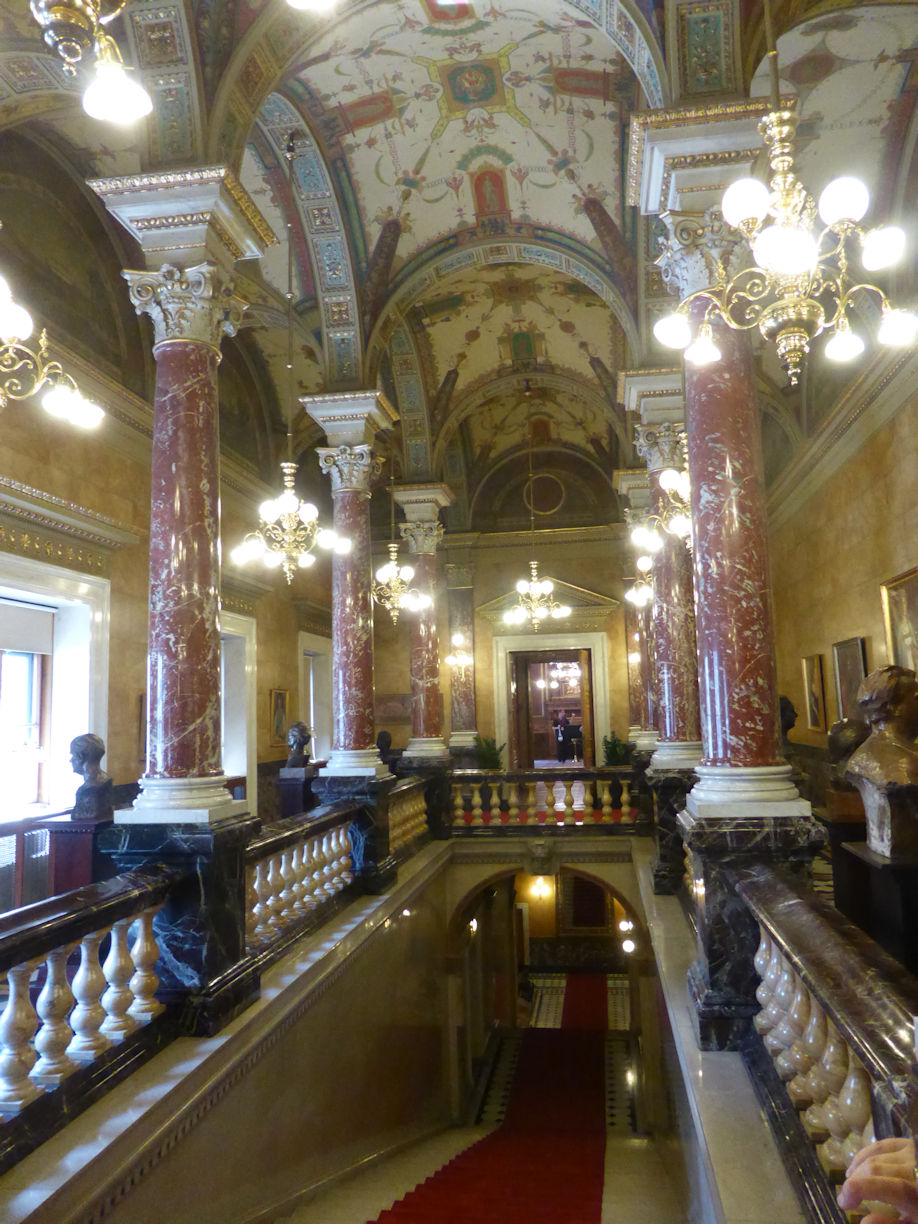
[0,478,140,550]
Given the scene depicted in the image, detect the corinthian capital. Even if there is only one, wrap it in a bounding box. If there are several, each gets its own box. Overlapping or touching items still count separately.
[400,521,444,556]
[317,444,383,494]
[656,208,749,299]
[124,263,246,347]
[634,423,686,473]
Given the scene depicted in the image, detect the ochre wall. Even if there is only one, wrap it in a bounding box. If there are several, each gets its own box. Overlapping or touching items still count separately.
[771,394,918,748]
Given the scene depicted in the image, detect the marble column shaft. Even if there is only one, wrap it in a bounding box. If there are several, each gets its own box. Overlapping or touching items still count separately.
[448,585,476,735]
[624,601,644,731]
[639,602,657,731]
[685,315,782,768]
[401,522,444,742]
[650,475,701,744]
[318,446,381,755]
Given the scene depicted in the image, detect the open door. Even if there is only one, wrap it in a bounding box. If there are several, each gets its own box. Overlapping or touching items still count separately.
[507,648,595,767]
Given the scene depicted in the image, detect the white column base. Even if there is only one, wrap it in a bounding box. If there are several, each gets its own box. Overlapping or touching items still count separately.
[117,775,247,825]
[649,740,703,772]
[686,764,810,820]
[322,748,392,778]
[632,728,660,752]
[403,736,450,761]
[448,729,478,749]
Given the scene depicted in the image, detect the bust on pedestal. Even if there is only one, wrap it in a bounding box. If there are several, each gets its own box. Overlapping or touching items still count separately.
[278,721,318,818]
[70,733,114,822]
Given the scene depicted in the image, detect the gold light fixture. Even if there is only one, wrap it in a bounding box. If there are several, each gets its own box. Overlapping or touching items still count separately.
[653,0,917,385]
[502,407,571,632]
[29,0,153,125]
[445,632,473,668]
[0,264,103,428]
[372,484,431,625]
[232,134,348,585]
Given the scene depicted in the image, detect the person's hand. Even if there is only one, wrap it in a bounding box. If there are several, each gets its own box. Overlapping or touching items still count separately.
[838,1137,918,1222]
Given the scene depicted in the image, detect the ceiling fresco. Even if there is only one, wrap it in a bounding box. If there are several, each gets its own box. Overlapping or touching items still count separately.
[749,5,918,211]
[284,0,641,272]
[403,262,624,425]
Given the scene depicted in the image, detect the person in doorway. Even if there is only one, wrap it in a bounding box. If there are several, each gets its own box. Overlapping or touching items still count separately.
[552,710,570,762]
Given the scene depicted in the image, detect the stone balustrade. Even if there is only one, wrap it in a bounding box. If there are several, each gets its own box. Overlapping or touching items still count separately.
[388,780,429,855]
[0,866,175,1137]
[245,804,357,951]
[449,768,636,830]
[734,864,918,1217]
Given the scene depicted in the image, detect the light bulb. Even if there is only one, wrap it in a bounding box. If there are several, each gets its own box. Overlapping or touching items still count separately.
[721,176,770,229]
[42,383,78,419]
[276,489,298,516]
[297,552,316,568]
[316,528,337,549]
[753,224,818,277]
[644,529,663,553]
[669,513,692,538]
[676,472,691,500]
[535,606,549,619]
[861,225,906,272]
[334,537,351,555]
[627,651,641,664]
[535,678,546,689]
[298,501,318,523]
[516,578,529,594]
[0,298,33,342]
[452,633,466,647]
[559,605,571,617]
[630,525,649,549]
[541,579,553,594]
[618,919,634,932]
[818,176,869,228]
[376,563,395,582]
[622,938,636,954]
[635,555,653,573]
[259,498,280,523]
[684,325,721,368]
[825,320,864,363]
[399,564,414,580]
[82,60,153,125]
[878,308,918,348]
[658,468,681,492]
[69,393,104,428]
[263,552,284,568]
[624,588,639,605]
[652,311,692,350]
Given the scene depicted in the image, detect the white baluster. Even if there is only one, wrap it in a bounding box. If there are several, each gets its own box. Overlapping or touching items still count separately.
[290,843,308,913]
[803,1020,848,1140]
[757,954,793,1038]
[452,782,465,827]
[0,961,41,1114]
[754,943,783,1028]
[620,780,632,821]
[507,781,519,825]
[101,918,139,1041]
[128,907,164,1023]
[252,861,272,942]
[525,780,538,824]
[820,1047,864,1178]
[32,945,77,1084]
[841,1061,872,1168]
[471,781,483,826]
[279,849,296,923]
[321,834,336,895]
[785,996,826,1109]
[561,781,574,825]
[766,976,809,1060]
[600,780,613,823]
[313,837,330,899]
[244,863,259,948]
[339,827,354,886]
[753,928,771,982]
[301,839,319,909]
[490,781,501,825]
[266,854,284,930]
[66,931,111,1062]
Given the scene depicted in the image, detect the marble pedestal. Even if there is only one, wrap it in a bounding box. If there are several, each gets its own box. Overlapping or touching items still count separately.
[678,807,825,1050]
[39,814,115,895]
[278,765,319,819]
[646,767,695,895]
[312,774,406,889]
[839,843,918,974]
[97,813,259,1035]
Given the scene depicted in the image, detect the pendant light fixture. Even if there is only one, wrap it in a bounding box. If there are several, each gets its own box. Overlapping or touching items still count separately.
[372,483,432,625]
[231,133,348,584]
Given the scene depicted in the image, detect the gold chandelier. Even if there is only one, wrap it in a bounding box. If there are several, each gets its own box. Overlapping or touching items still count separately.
[29,0,152,124]
[231,134,348,585]
[502,409,570,632]
[653,2,917,386]
[372,485,431,626]
[0,257,103,427]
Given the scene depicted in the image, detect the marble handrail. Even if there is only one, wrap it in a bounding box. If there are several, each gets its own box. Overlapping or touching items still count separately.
[734,863,918,1181]
[0,865,177,1118]
[449,768,636,829]
[245,803,359,950]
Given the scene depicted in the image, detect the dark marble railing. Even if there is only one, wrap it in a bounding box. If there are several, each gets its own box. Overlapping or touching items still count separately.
[732,862,918,1223]
[448,767,641,831]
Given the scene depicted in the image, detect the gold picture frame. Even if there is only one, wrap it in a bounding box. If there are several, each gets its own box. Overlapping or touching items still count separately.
[269,688,289,746]
[802,654,827,732]
[881,566,918,672]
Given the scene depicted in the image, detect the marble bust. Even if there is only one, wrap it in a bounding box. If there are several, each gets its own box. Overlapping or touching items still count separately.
[846,666,918,857]
[285,722,312,768]
[70,733,114,822]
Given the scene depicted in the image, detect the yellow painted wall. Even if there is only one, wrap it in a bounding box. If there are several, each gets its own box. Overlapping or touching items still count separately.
[771,394,918,747]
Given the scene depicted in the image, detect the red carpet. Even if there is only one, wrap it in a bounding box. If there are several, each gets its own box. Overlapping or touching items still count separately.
[373,978,607,1223]
[561,974,608,1031]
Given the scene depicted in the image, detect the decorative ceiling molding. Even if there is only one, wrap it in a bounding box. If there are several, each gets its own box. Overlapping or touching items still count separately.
[0,477,139,550]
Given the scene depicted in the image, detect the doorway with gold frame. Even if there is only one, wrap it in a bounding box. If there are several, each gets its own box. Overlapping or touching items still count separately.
[508,647,594,768]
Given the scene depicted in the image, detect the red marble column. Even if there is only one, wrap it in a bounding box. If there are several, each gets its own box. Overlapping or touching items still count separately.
[446,575,477,747]
[624,601,644,735]
[317,444,388,776]
[400,520,448,760]
[634,424,702,769]
[122,262,245,822]
[685,318,782,769]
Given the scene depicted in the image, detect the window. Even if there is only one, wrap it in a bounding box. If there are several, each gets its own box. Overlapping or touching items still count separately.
[0,650,45,808]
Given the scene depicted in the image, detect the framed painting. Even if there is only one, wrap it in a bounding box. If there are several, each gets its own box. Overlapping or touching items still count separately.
[802,654,827,732]
[269,689,289,746]
[881,566,918,672]
[375,692,413,725]
[832,637,868,720]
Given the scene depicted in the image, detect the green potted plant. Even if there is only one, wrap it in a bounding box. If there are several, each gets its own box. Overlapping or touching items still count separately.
[473,734,506,769]
[602,731,629,766]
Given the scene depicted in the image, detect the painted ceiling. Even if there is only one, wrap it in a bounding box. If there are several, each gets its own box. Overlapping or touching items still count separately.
[284,0,639,270]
